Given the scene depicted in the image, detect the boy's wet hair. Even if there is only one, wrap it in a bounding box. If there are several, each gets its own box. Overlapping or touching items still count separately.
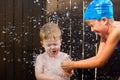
[40,22,61,41]
[84,0,113,20]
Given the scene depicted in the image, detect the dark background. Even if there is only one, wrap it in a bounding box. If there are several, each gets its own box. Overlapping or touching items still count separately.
[0,0,120,80]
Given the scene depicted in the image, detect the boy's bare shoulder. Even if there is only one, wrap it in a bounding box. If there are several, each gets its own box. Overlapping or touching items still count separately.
[59,52,70,58]
[59,52,68,55]
[36,53,46,60]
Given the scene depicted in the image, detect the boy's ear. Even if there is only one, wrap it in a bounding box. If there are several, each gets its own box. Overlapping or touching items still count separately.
[60,38,62,42]
[101,17,108,24]
[40,41,43,46]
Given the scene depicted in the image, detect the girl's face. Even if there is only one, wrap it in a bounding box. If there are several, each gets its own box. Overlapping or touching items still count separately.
[41,38,62,57]
[86,19,108,36]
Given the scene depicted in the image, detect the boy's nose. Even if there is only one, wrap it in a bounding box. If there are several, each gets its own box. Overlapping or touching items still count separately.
[50,45,55,49]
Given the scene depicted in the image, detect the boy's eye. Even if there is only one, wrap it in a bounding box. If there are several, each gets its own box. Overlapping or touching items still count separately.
[47,43,58,47]
[53,43,58,46]
[47,44,51,47]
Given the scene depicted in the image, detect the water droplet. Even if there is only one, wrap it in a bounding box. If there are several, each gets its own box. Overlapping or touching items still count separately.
[18,58,21,62]
[2,31,6,34]
[47,0,50,3]
[25,32,28,35]
[0,42,4,45]
[33,25,37,28]
[36,0,39,2]
[73,2,78,9]
[3,57,6,61]
[66,12,70,17]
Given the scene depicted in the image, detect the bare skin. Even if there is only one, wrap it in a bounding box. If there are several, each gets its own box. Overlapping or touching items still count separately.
[61,18,120,74]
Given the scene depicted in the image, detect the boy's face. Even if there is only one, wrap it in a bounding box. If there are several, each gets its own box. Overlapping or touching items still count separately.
[86,19,108,36]
[41,38,62,57]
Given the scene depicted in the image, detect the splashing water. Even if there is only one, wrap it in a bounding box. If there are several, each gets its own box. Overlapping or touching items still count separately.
[47,0,50,3]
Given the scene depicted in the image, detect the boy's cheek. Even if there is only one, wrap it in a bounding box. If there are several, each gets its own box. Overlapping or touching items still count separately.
[42,43,46,48]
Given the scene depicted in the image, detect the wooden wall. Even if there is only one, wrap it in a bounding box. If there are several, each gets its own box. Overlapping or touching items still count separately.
[0,0,120,80]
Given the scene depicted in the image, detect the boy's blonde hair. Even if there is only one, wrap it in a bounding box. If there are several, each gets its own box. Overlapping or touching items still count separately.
[40,22,61,41]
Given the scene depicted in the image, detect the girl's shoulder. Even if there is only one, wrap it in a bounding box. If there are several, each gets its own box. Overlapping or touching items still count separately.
[113,21,120,29]
[110,22,120,35]
[112,26,120,35]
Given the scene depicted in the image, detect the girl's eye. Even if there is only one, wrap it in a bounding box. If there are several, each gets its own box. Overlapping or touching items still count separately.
[89,24,93,27]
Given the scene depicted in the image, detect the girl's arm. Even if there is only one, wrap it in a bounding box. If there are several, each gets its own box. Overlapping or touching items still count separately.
[62,29,120,71]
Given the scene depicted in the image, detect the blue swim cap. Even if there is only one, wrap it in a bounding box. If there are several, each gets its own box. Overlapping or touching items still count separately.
[84,0,113,20]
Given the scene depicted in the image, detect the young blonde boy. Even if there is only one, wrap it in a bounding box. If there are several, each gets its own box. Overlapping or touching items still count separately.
[35,22,73,80]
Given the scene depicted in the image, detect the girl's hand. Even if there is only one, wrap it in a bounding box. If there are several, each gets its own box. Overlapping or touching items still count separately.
[61,61,73,73]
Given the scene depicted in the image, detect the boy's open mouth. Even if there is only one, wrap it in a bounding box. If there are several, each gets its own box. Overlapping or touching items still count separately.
[52,50,57,53]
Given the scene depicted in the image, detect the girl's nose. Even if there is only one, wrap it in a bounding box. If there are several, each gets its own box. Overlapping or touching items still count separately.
[91,27,94,32]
